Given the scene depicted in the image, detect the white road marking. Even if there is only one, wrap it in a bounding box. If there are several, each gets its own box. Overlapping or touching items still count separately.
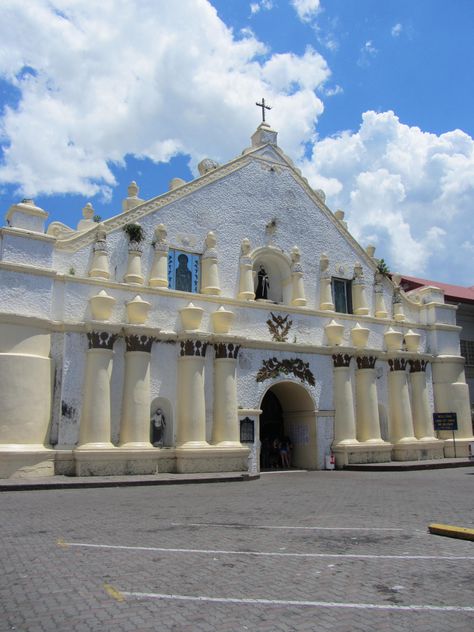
[63,542,474,561]
[121,591,474,612]
[171,522,404,531]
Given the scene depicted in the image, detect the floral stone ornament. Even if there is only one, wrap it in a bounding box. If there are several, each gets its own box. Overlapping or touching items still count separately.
[256,357,315,386]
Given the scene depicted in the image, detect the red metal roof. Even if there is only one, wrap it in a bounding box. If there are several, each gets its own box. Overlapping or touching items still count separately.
[400,274,474,304]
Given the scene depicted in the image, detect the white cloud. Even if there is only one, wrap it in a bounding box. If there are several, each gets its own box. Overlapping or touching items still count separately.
[357,40,378,67]
[291,0,320,23]
[250,0,273,14]
[0,0,329,198]
[391,23,403,37]
[300,110,474,283]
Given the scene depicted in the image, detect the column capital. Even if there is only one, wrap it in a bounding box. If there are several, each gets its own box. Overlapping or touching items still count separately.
[180,339,209,357]
[214,342,241,359]
[356,355,377,369]
[125,334,155,353]
[408,359,428,373]
[332,353,352,368]
[388,358,408,372]
[87,331,118,350]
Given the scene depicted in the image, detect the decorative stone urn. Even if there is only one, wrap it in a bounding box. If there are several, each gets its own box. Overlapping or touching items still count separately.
[384,327,403,352]
[211,306,235,334]
[126,295,151,325]
[325,320,344,346]
[180,302,204,331]
[89,290,116,321]
[405,329,421,352]
[351,323,370,349]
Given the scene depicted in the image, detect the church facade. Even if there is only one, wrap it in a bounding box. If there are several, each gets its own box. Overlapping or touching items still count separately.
[1,122,473,478]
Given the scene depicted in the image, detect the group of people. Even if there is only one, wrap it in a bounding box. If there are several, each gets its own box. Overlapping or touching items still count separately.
[260,436,293,469]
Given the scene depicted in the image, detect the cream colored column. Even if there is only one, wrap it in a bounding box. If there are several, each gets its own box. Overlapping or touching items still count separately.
[124,242,144,285]
[201,231,221,295]
[332,354,358,445]
[212,343,241,446]
[319,254,334,311]
[78,332,118,448]
[238,238,255,300]
[355,356,383,443]
[432,357,474,440]
[149,224,169,288]
[89,225,110,279]
[374,274,388,319]
[290,246,306,306]
[388,358,416,444]
[177,340,209,447]
[352,264,369,315]
[119,335,154,448]
[408,360,436,440]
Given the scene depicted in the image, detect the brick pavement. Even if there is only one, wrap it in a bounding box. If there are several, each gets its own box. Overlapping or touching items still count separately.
[1,469,473,631]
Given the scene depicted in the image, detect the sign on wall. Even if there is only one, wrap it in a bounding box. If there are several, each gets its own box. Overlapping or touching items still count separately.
[433,412,458,431]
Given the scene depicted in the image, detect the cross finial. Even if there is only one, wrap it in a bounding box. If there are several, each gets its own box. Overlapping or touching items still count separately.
[256,97,271,123]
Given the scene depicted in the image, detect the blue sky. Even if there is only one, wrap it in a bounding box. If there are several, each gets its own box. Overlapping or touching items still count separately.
[1,0,473,284]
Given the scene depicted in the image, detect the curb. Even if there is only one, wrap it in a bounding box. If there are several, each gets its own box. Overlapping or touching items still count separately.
[0,472,260,492]
[428,523,474,542]
[343,460,474,472]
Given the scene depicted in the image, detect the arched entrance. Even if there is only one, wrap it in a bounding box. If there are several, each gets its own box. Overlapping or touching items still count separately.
[259,381,317,470]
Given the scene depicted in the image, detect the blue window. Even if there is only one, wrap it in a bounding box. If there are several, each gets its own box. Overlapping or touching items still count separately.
[168,249,200,293]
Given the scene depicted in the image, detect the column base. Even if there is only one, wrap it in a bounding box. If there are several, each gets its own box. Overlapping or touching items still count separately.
[175,445,249,474]
[443,437,474,458]
[392,439,445,461]
[333,443,393,468]
[0,446,55,479]
[118,442,155,450]
[73,447,177,476]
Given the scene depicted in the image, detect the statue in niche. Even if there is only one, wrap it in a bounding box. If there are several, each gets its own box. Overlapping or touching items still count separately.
[256,265,270,300]
[175,253,192,292]
[151,408,166,447]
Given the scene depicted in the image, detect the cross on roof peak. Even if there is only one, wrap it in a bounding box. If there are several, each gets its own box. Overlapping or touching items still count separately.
[256,98,272,123]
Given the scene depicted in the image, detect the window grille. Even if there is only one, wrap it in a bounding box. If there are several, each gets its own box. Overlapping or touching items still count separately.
[240,417,255,443]
[460,340,474,366]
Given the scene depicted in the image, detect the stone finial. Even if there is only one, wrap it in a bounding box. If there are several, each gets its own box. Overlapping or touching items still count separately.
[205,230,217,250]
[325,320,344,346]
[89,290,116,321]
[169,177,186,190]
[180,302,204,331]
[251,122,278,148]
[241,238,251,256]
[315,189,326,202]
[6,199,49,233]
[291,246,301,264]
[83,202,94,220]
[211,306,235,334]
[122,181,144,211]
[154,223,167,242]
[320,254,329,272]
[128,181,139,198]
[198,158,219,176]
[351,323,370,349]
[334,210,345,221]
[126,295,151,325]
[366,245,376,258]
[354,262,363,280]
[95,222,107,242]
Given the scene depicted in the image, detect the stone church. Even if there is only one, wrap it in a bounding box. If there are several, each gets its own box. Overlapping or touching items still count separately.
[1,121,473,478]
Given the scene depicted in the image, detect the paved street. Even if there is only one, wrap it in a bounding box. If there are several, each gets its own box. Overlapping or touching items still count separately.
[1,469,473,632]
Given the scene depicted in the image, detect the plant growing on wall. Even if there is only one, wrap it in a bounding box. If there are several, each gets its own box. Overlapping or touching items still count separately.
[123,223,144,243]
[376,259,390,277]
